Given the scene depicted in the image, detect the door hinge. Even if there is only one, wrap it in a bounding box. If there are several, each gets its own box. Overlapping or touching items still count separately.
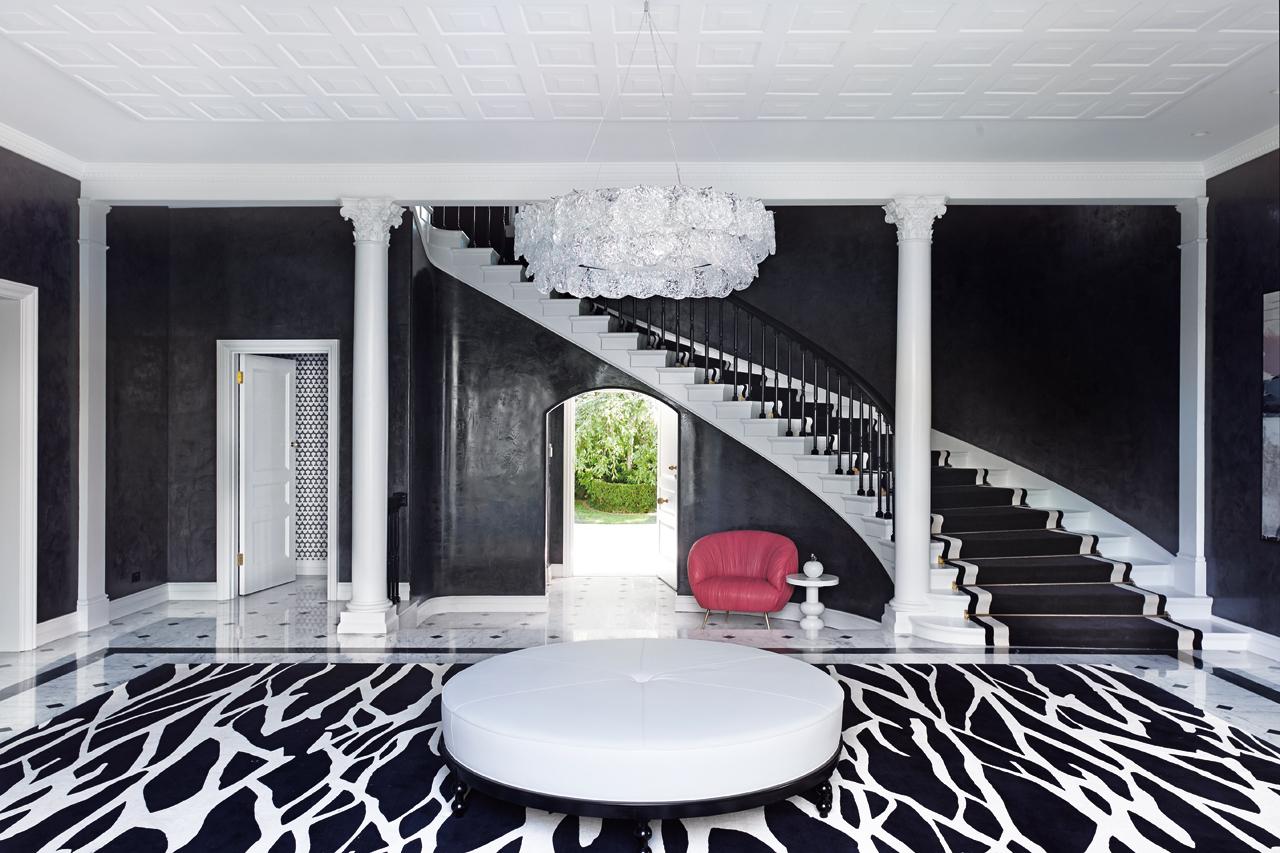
[236,369,244,385]
[237,552,245,566]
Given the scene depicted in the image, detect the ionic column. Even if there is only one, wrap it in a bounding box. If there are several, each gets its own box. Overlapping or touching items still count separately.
[1175,197,1209,595]
[882,196,947,634]
[77,199,111,632]
[338,197,405,634]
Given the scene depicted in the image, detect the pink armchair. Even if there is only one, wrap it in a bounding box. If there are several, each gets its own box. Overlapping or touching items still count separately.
[688,531,797,629]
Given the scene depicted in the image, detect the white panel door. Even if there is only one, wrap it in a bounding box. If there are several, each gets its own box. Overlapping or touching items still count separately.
[238,354,297,595]
[656,404,678,591]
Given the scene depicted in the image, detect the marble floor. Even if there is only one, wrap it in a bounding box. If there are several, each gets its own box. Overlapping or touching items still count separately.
[2,575,1279,748]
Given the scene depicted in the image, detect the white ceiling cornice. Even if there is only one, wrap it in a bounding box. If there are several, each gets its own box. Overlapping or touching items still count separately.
[78,158,1207,204]
[1202,124,1280,179]
[0,120,83,179]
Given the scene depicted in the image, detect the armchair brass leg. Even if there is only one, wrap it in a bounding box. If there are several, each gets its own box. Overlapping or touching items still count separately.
[702,609,711,628]
[764,612,771,631]
[725,611,731,626]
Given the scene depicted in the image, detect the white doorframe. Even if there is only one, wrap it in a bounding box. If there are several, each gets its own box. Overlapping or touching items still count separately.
[561,396,576,579]
[0,279,38,652]
[217,339,340,601]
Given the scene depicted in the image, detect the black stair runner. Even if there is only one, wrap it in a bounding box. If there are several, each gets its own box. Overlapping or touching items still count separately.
[931,457,1201,651]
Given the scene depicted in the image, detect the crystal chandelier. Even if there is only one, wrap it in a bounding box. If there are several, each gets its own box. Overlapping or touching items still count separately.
[514,4,775,299]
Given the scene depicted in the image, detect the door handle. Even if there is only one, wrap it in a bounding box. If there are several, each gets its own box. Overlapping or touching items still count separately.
[667,465,677,471]
[657,497,670,505]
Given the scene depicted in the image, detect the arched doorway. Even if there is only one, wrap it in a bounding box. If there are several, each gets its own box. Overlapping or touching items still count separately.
[546,388,679,596]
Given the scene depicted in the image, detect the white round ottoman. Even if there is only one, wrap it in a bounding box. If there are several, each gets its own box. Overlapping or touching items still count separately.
[441,638,844,851]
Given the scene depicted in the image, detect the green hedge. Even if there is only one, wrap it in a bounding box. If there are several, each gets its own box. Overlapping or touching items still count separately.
[585,479,656,514]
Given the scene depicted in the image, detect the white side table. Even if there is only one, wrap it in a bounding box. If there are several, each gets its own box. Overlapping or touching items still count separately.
[786,573,839,634]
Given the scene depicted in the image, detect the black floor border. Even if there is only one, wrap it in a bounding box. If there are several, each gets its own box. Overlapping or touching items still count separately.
[0,649,110,704]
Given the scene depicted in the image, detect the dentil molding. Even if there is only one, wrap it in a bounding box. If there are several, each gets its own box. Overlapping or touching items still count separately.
[883,196,948,243]
[339,197,406,243]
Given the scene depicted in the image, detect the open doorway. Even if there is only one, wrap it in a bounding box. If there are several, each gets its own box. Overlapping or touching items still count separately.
[216,340,340,601]
[550,389,678,590]
[0,280,37,651]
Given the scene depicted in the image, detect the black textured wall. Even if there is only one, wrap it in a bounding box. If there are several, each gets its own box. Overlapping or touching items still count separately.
[1207,151,1280,635]
[737,207,899,400]
[407,258,893,618]
[105,206,413,588]
[932,206,1182,553]
[747,206,1181,554]
[0,147,79,621]
[106,207,171,599]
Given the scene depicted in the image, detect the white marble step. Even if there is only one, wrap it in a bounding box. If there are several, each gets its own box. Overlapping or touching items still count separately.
[481,264,524,284]
[450,247,500,266]
[428,229,469,249]
[541,298,585,317]
[510,282,543,301]
[568,314,612,333]
[599,332,646,350]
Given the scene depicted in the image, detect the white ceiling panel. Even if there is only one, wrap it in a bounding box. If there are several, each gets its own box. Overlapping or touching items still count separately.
[0,0,1271,164]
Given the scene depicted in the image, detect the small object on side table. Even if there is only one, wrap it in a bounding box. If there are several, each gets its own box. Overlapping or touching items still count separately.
[786,573,839,635]
[802,553,824,579]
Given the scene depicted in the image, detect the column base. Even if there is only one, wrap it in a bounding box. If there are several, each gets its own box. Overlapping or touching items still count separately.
[337,601,399,635]
[77,595,110,632]
[881,600,932,635]
[1172,552,1208,597]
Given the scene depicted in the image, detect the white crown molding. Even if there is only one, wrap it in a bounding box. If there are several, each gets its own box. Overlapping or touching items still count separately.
[79,159,1208,205]
[0,121,83,180]
[1202,125,1280,180]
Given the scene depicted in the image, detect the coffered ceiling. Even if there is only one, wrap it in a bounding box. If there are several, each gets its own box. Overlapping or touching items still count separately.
[0,1,1275,164]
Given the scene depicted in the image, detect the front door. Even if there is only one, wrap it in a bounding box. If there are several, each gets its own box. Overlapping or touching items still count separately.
[238,354,297,595]
[656,405,678,590]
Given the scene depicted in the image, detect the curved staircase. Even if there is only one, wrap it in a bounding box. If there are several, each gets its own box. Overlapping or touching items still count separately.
[417,207,1246,652]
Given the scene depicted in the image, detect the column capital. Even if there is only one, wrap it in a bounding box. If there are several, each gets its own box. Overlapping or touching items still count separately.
[340,197,405,244]
[1176,196,1209,247]
[883,195,947,244]
[78,198,111,246]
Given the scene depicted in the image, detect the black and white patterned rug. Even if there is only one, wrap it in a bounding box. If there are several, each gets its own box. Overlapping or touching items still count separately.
[1,662,1278,852]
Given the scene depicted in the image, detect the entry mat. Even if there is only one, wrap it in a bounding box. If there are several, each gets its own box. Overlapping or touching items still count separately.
[1,663,1278,852]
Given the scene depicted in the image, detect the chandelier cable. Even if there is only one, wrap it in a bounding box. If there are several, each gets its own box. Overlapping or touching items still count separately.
[645,4,682,186]
[650,23,724,168]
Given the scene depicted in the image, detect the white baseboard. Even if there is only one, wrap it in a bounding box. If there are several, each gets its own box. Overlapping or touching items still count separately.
[296,559,328,576]
[420,595,549,615]
[547,562,565,580]
[167,582,219,600]
[109,584,170,620]
[675,594,878,631]
[36,611,80,646]
[415,595,549,627]
[1209,615,1280,662]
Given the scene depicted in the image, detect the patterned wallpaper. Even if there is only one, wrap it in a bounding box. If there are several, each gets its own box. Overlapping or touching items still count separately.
[293,354,329,562]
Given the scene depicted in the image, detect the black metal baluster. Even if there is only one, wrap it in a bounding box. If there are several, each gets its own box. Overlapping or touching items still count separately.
[835,375,845,475]
[703,300,713,384]
[823,363,833,455]
[772,328,781,417]
[733,306,741,400]
[856,392,867,493]
[688,299,696,371]
[660,298,667,355]
[717,302,724,388]
[798,350,807,436]
[751,318,763,417]
[752,315,762,414]
[875,411,885,519]
[811,358,821,455]
[885,424,895,521]
[778,338,788,432]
